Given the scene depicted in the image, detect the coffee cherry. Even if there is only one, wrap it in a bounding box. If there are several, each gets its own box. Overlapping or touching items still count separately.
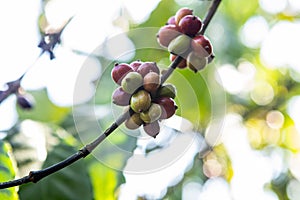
[143,121,160,138]
[111,63,133,85]
[175,7,193,25]
[187,51,208,73]
[17,94,34,110]
[155,97,176,119]
[170,54,187,69]
[125,113,143,130]
[143,72,161,93]
[137,62,160,77]
[191,35,213,57]
[179,15,202,37]
[168,34,191,55]
[140,103,162,123]
[130,90,151,113]
[157,25,181,48]
[157,84,177,99]
[121,72,143,94]
[112,87,131,106]
[167,16,176,25]
[130,60,143,71]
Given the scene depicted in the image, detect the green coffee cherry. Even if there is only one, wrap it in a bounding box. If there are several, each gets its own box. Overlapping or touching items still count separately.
[168,34,191,55]
[130,90,151,113]
[140,103,162,123]
[125,113,143,130]
[121,72,143,94]
[157,84,177,99]
[187,52,208,73]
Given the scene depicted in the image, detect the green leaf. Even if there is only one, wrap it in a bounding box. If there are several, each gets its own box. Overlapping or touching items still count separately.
[89,162,117,200]
[19,142,93,200]
[0,141,18,200]
[17,89,70,124]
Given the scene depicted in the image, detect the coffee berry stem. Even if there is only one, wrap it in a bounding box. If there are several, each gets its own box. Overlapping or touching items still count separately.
[0,0,222,189]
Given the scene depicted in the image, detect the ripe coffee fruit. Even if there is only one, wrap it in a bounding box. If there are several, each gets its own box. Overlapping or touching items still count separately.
[143,72,161,93]
[121,72,143,94]
[111,63,133,85]
[168,34,191,55]
[187,51,208,73]
[175,7,193,25]
[143,121,160,138]
[130,90,151,113]
[157,25,181,48]
[170,54,187,69]
[179,15,202,36]
[140,103,162,123]
[112,87,131,106]
[157,84,177,99]
[137,62,160,77]
[191,35,213,57]
[130,60,143,71]
[155,97,176,119]
[125,113,143,130]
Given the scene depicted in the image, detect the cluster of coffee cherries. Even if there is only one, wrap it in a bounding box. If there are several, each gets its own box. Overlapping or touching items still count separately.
[157,7,213,72]
[111,61,177,138]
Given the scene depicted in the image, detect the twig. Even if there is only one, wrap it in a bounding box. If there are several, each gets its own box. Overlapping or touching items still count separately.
[0,0,222,189]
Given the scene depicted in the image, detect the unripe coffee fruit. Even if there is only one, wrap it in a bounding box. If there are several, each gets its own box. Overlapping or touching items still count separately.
[187,52,208,73]
[121,72,143,94]
[155,97,176,119]
[125,113,143,130]
[175,7,193,25]
[140,103,162,123]
[157,84,177,99]
[143,121,160,138]
[167,16,176,25]
[143,72,161,93]
[179,15,202,36]
[111,63,133,85]
[112,87,131,106]
[168,34,191,55]
[157,25,181,48]
[191,35,213,57]
[130,90,151,113]
[137,62,160,77]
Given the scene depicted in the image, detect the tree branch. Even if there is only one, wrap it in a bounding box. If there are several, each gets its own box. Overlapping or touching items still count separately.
[0,0,222,189]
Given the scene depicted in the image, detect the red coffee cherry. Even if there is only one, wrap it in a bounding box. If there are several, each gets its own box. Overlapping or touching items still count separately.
[112,87,131,106]
[170,54,187,69]
[175,7,193,25]
[179,15,202,37]
[167,16,176,25]
[155,97,177,119]
[130,60,143,71]
[143,121,160,138]
[143,72,161,93]
[111,63,133,85]
[191,35,213,57]
[157,25,181,48]
[137,62,160,77]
